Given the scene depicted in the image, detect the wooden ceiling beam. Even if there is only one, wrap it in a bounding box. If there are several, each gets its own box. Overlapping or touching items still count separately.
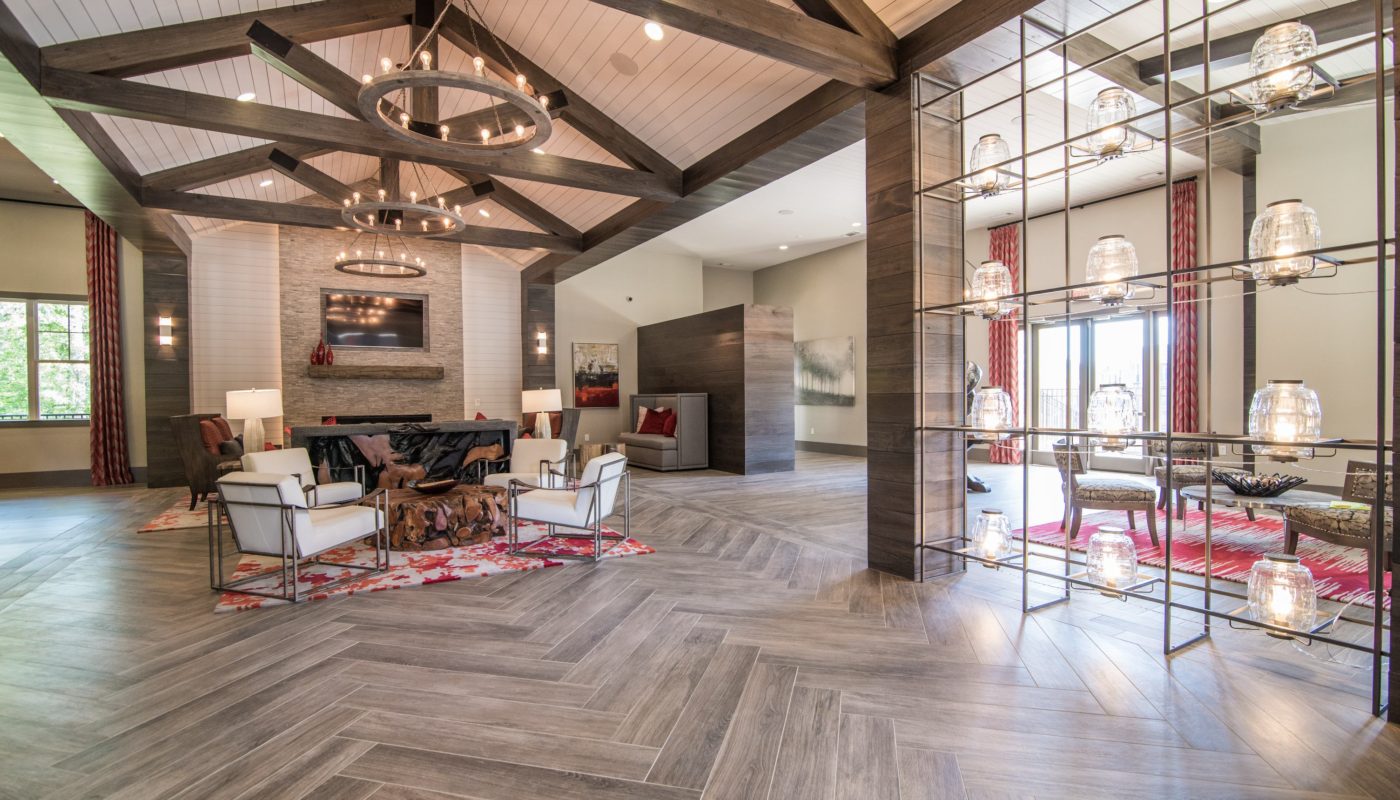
[267,148,356,201]
[438,6,680,182]
[1138,0,1376,83]
[141,189,580,254]
[143,143,329,192]
[41,68,680,201]
[792,0,896,49]
[41,0,416,78]
[446,170,582,238]
[897,0,1043,77]
[581,0,894,89]
[247,20,363,117]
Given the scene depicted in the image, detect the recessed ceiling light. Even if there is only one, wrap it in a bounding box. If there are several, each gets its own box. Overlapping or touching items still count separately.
[532,147,545,155]
[479,208,491,218]
[236,91,256,102]
[852,222,862,227]
[259,179,274,187]
[643,22,664,41]
[777,209,794,215]
[778,245,789,251]
[51,178,59,185]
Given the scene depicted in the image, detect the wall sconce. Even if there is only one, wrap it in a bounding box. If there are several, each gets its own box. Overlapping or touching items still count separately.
[1086,527,1138,596]
[1248,379,1322,460]
[1247,554,1317,637]
[535,331,548,354]
[157,315,173,346]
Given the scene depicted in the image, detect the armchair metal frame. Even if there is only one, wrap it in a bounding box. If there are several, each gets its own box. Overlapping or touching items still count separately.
[299,463,366,506]
[477,451,573,484]
[209,480,389,603]
[505,462,630,562]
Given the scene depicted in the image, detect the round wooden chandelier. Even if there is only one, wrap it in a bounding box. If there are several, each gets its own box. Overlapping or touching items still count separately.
[340,190,469,238]
[357,0,553,155]
[333,233,430,279]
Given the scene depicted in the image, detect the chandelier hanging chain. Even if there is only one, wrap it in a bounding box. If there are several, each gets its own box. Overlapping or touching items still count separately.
[460,0,521,138]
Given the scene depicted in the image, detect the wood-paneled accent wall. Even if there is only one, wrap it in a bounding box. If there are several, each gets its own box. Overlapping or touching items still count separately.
[521,277,554,392]
[865,76,964,580]
[143,252,190,488]
[638,304,794,475]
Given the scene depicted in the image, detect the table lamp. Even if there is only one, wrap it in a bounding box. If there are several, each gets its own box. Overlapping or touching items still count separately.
[226,388,283,454]
[521,388,563,440]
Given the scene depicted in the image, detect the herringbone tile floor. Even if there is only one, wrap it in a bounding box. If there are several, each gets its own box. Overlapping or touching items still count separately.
[0,453,1396,799]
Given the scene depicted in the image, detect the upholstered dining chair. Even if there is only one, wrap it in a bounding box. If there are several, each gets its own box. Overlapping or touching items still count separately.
[242,447,364,508]
[482,438,570,489]
[507,452,629,562]
[1284,461,1394,589]
[1054,440,1159,546]
[1146,438,1253,521]
[212,472,388,603]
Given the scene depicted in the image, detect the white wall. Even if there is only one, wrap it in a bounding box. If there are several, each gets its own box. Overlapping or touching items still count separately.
[0,201,145,475]
[191,223,283,442]
[461,249,521,420]
[753,241,867,447]
[703,266,753,311]
[555,249,705,443]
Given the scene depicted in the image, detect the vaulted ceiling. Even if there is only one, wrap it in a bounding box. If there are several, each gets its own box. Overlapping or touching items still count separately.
[0,0,1035,275]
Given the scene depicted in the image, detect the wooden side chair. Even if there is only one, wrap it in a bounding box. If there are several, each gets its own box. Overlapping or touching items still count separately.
[1147,438,1253,521]
[1054,440,1159,546]
[1284,461,1393,589]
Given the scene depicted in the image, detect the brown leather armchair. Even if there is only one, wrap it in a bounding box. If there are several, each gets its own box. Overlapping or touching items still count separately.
[171,413,237,510]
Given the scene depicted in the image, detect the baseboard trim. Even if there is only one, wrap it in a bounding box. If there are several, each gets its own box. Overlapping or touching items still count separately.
[0,467,147,488]
[795,440,867,457]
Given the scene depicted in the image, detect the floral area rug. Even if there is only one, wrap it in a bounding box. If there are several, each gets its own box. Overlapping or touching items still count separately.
[215,522,652,611]
[1021,507,1390,609]
[139,498,219,532]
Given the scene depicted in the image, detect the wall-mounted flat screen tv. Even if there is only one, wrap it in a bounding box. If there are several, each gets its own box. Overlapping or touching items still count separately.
[322,290,428,350]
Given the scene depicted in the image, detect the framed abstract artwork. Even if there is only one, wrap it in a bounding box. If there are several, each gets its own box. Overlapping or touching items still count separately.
[572,342,620,408]
[795,336,856,406]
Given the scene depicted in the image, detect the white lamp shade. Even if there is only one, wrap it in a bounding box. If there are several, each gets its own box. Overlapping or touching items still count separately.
[521,388,563,414]
[226,388,283,420]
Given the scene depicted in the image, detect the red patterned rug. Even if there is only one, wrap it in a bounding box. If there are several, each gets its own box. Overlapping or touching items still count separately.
[139,499,218,532]
[215,522,652,612]
[1020,508,1390,609]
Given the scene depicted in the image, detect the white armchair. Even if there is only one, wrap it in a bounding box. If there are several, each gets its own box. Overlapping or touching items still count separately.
[212,471,387,603]
[242,447,364,507]
[508,452,629,562]
[483,438,570,490]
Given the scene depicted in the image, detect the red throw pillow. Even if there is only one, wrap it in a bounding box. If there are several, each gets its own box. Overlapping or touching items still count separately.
[323,416,337,425]
[474,411,488,420]
[662,412,678,437]
[211,415,234,441]
[520,432,532,439]
[635,407,651,433]
[639,408,670,435]
[198,419,223,455]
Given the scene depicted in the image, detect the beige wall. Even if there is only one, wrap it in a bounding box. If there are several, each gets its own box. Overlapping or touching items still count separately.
[555,249,705,443]
[753,241,867,447]
[702,266,753,311]
[0,201,146,475]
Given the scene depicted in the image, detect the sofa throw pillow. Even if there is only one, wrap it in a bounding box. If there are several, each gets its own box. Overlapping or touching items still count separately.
[211,415,234,441]
[218,439,244,458]
[198,419,223,455]
[634,407,651,433]
[474,411,488,421]
[662,412,678,437]
[639,408,671,435]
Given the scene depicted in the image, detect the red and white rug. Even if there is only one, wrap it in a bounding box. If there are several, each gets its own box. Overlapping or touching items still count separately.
[215,522,653,612]
[1021,508,1390,609]
[139,499,218,532]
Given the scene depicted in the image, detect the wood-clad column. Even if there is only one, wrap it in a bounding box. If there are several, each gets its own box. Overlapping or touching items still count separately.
[143,251,190,487]
[1389,0,1398,724]
[521,277,555,391]
[865,76,963,580]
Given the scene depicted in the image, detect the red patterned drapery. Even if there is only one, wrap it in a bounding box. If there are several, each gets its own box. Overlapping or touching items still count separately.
[1170,178,1199,433]
[987,223,1021,464]
[86,211,134,486]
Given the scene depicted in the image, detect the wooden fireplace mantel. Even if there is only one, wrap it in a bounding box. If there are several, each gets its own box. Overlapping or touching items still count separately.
[306,364,445,380]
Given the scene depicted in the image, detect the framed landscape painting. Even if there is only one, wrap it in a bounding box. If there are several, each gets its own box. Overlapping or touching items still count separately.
[573,342,620,408]
[795,336,856,406]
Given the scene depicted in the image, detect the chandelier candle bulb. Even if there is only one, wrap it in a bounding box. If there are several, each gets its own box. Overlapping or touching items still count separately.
[1248,379,1323,460]
[419,51,432,68]
[473,56,485,74]
[1086,527,1138,596]
[516,74,527,90]
[1085,234,1139,305]
[381,57,393,73]
[1247,554,1317,637]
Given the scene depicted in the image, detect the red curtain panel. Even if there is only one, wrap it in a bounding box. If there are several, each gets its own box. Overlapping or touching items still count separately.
[86,211,134,486]
[1171,178,1199,433]
[987,223,1022,464]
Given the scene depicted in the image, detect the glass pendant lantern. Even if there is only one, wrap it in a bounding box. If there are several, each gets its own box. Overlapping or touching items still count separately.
[1085,87,1136,159]
[969,386,1014,440]
[1248,200,1321,285]
[1248,379,1323,460]
[1247,554,1317,637]
[970,260,1014,320]
[967,134,1012,196]
[1086,527,1138,595]
[1088,383,1139,451]
[970,509,1014,565]
[1246,22,1318,112]
[1085,235,1138,305]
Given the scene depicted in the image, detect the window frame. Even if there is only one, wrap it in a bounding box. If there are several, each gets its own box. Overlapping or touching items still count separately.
[0,291,91,428]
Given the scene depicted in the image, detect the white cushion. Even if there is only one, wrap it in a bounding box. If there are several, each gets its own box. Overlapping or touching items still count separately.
[512,489,591,528]
[310,481,365,506]
[485,471,568,490]
[510,439,568,473]
[242,448,316,481]
[298,505,383,556]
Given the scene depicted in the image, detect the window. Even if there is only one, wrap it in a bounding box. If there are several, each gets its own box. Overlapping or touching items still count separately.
[0,297,90,423]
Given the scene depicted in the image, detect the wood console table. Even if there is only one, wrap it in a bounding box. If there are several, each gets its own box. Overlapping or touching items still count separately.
[292,419,517,492]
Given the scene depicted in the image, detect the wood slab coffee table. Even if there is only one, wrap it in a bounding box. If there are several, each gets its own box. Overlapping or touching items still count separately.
[370,484,508,550]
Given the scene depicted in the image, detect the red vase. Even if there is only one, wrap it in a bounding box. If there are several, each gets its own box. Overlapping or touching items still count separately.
[325,343,335,365]
[312,338,326,365]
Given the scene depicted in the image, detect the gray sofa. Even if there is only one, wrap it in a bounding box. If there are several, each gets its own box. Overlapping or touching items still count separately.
[621,393,708,471]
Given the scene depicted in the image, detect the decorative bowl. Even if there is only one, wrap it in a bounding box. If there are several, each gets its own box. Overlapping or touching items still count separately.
[1211,470,1307,497]
[408,477,458,495]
